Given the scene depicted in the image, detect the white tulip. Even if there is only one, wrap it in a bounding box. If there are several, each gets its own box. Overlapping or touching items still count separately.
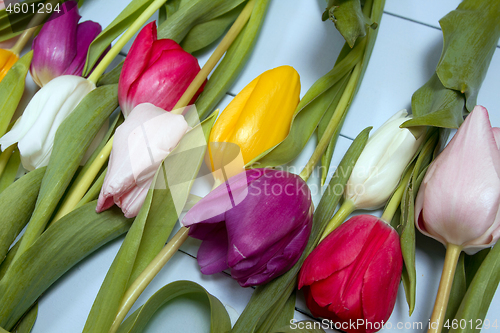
[0,75,95,170]
[345,109,424,210]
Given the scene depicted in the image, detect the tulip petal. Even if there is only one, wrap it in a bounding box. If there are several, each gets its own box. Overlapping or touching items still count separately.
[362,226,402,329]
[63,21,102,77]
[183,169,264,231]
[0,75,95,170]
[148,39,183,67]
[97,103,189,217]
[493,127,500,150]
[225,172,311,278]
[298,215,378,289]
[417,106,500,250]
[197,224,229,275]
[30,1,80,87]
[118,22,156,116]
[126,49,202,112]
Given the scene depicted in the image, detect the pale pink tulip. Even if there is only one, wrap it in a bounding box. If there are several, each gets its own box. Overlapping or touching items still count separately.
[415,106,500,254]
[96,103,189,218]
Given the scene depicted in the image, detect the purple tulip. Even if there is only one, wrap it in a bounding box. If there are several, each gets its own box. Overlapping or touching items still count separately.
[182,168,313,287]
[30,1,103,87]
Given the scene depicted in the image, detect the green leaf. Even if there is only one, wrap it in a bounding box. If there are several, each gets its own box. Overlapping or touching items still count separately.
[231,127,371,333]
[0,167,45,265]
[464,248,490,290]
[12,304,37,333]
[0,148,20,194]
[13,85,118,261]
[116,281,231,333]
[403,73,465,129]
[322,0,376,47]
[268,292,296,332]
[443,253,466,333]
[450,241,500,333]
[83,112,217,333]
[397,130,439,315]
[0,202,132,330]
[436,0,500,111]
[83,0,154,76]
[193,0,270,119]
[97,0,257,92]
[157,0,246,44]
[319,0,384,183]
[247,42,364,169]
[0,51,33,138]
[181,4,244,53]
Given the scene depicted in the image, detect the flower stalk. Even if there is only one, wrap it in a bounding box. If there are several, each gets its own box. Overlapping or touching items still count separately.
[320,199,355,241]
[298,63,362,182]
[428,244,462,333]
[381,166,413,223]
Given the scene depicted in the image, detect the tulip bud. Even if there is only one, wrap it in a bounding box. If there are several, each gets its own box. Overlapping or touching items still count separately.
[298,215,403,333]
[0,75,95,170]
[118,22,204,117]
[182,168,313,287]
[30,1,103,87]
[345,109,424,210]
[0,48,19,82]
[207,66,300,181]
[96,103,189,218]
[416,106,500,254]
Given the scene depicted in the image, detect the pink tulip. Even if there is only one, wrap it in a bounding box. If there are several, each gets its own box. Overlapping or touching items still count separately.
[415,106,500,254]
[30,1,103,87]
[298,215,402,333]
[96,103,189,218]
[118,22,204,117]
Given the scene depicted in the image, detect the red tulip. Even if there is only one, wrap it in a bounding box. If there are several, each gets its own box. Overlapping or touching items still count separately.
[298,215,402,333]
[118,22,204,117]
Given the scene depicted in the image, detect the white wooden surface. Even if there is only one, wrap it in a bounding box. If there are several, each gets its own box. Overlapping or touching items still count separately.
[13,0,499,332]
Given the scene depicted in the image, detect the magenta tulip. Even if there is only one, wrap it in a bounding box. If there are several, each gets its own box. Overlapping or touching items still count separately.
[96,103,189,218]
[298,215,402,333]
[118,22,204,117]
[416,106,500,254]
[30,1,103,87]
[182,168,313,287]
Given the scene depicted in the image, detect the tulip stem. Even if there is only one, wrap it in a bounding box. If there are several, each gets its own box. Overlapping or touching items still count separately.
[380,166,413,223]
[0,144,16,178]
[428,244,462,333]
[170,0,256,115]
[109,227,189,333]
[319,199,356,241]
[10,27,37,55]
[50,138,114,224]
[87,0,170,84]
[299,63,362,182]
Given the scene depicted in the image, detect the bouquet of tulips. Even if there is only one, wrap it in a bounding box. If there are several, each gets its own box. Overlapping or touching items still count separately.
[0,0,499,332]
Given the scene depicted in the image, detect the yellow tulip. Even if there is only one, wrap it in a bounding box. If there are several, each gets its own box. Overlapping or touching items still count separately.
[0,48,19,82]
[207,65,300,182]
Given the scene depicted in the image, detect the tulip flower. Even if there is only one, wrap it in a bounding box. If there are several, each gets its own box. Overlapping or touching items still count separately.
[299,215,403,333]
[0,48,18,82]
[206,66,300,182]
[345,109,424,210]
[182,168,313,287]
[321,110,424,239]
[118,22,204,117]
[416,106,500,254]
[415,106,500,333]
[30,1,103,87]
[96,103,189,218]
[0,75,95,170]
